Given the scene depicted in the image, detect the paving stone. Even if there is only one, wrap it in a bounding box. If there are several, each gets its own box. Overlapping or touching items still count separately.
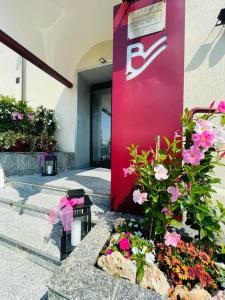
[0,206,61,262]
[9,167,110,196]
[0,244,52,300]
[0,186,110,223]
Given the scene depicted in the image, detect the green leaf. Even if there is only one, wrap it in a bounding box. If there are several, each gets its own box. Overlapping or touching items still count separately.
[137,265,144,284]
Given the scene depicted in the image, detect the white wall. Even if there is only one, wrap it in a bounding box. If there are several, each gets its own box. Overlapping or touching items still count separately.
[26,61,76,152]
[0,0,115,83]
[184,0,225,107]
[0,43,22,99]
[184,0,225,198]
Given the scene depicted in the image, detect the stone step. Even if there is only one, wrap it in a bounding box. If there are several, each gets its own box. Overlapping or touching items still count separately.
[6,178,110,200]
[0,186,110,222]
[0,243,52,300]
[0,206,61,268]
[7,168,111,197]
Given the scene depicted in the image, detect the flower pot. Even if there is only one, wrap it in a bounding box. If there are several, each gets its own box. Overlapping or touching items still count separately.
[7,141,29,152]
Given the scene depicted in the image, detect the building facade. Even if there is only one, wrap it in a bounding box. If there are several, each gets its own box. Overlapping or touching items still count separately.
[0,0,225,208]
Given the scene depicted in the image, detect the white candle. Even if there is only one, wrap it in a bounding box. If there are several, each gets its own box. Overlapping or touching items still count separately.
[0,168,5,189]
[47,166,52,175]
[71,220,81,246]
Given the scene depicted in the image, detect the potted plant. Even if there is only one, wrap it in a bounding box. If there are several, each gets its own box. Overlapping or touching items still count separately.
[0,131,29,152]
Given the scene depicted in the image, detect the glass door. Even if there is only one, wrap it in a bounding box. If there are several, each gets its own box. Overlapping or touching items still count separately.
[91,83,112,169]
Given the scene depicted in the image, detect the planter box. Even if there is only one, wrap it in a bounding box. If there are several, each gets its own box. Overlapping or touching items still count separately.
[47,212,166,300]
[0,152,75,176]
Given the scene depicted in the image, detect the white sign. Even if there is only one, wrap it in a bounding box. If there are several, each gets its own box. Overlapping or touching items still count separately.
[126,35,167,81]
[128,1,166,40]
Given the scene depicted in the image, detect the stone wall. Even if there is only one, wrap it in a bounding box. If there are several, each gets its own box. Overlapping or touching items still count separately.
[0,152,75,176]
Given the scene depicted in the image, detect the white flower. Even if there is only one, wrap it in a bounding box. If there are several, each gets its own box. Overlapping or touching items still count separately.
[213,126,225,146]
[134,231,142,237]
[134,224,138,228]
[112,233,120,241]
[128,223,132,227]
[131,219,135,222]
[216,262,225,270]
[145,252,155,264]
[154,164,169,180]
[194,119,214,134]
[132,247,139,255]
[141,246,147,254]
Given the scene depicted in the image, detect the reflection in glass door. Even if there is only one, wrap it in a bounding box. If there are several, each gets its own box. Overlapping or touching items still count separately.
[91,83,111,169]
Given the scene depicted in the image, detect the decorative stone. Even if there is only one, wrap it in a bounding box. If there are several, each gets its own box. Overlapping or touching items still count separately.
[212,290,225,300]
[170,285,212,300]
[139,264,170,297]
[114,218,126,230]
[97,251,137,284]
[170,286,190,300]
[189,285,212,300]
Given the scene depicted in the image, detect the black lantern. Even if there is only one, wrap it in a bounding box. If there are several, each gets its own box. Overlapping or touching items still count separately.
[41,154,57,176]
[216,9,225,26]
[60,189,93,260]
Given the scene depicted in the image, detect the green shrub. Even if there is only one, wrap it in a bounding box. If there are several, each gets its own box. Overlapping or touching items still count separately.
[0,131,28,150]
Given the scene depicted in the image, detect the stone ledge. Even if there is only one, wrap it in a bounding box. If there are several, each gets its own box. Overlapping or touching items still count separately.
[47,212,167,300]
[0,152,75,176]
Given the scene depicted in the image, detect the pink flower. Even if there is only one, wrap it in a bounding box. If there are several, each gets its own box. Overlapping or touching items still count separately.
[123,165,134,178]
[221,152,225,158]
[106,249,113,255]
[133,189,148,205]
[125,232,131,237]
[118,238,131,251]
[182,145,205,165]
[217,100,225,113]
[167,186,181,202]
[154,164,169,180]
[213,126,225,146]
[192,131,215,149]
[11,112,18,120]
[194,119,213,134]
[161,208,172,216]
[124,250,131,259]
[17,113,24,120]
[28,114,34,120]
[164,231,181,247]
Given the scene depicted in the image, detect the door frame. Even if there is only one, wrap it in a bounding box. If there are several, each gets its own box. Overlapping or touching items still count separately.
[90,80,112,168]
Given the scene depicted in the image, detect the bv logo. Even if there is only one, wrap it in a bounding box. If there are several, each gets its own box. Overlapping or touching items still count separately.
[126,35,167,81]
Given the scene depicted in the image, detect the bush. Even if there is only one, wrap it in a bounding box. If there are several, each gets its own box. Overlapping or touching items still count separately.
[0,95,57,152]
[0,131,28,150]
[0,95,34,133]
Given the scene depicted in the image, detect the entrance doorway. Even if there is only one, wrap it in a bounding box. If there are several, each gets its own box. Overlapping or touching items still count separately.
[76,64,112,169]
[91,82,112,169]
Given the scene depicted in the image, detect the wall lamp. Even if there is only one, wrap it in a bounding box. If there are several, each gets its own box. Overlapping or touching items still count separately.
[216,8,225,26]
[99,58,106,64]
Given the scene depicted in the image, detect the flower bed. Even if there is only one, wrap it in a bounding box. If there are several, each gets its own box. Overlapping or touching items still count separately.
[0,95,57,152]
[98,101,225,299]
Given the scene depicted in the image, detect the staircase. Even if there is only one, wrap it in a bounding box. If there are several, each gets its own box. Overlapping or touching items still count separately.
[0,168,110,300]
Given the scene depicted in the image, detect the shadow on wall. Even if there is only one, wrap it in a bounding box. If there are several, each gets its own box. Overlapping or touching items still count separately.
[186,28,225,71]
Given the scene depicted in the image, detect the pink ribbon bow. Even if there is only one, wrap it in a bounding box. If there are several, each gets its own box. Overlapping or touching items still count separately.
[49,196,84,231]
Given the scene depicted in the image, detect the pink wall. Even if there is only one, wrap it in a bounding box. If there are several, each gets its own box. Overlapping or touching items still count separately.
[111,0,185,213]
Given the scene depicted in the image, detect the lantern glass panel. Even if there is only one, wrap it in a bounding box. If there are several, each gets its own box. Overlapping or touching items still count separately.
[42,155,57,176]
